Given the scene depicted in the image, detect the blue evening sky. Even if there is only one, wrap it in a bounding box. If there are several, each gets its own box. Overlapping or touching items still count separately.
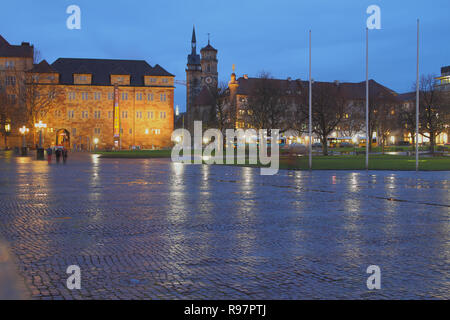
[1,0,448,112]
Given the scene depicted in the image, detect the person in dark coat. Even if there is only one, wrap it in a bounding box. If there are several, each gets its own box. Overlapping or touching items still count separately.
[55,148,62,163]
[46,147,52,164]
[62,148,68,164]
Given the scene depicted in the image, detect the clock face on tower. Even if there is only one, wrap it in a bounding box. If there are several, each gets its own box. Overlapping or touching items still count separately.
[205,76,213,84]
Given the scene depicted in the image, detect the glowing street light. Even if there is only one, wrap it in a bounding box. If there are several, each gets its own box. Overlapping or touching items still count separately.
[19,126,29,150]
[34,121,46,159]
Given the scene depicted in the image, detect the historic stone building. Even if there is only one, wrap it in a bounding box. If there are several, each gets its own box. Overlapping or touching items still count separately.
[0,35,34,148]
[0,34,174,150]
[185,27,218,133]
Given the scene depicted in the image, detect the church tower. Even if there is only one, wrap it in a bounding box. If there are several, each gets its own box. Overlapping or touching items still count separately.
[186,26,202,132]
[200,35,218,89]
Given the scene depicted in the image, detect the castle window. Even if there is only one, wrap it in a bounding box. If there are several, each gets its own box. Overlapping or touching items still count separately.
[129,128,132,134]
[68,110,75,119]
[108,111,112,119]
[153,129,160,135]
[5,61,14,69]
[68,92,76,100]
[136,111,142,119]
[147,93,154,101]
[122,92,128,100]
[6,76,16,86]
[94,110,101,119]
[94,92,101,100]
[162,78,168,83]
[79,75,87,81]
[108,92,113,100]
[147,111,153,119]
[160,111,166,119]
[122,111,128,118]
[72,128,77,135]
[160,93,166,102]
[207,64,210,72]
[82,92,89,100]
[82,111,89,119]
[94,128,101,134]
[136,93,143,100]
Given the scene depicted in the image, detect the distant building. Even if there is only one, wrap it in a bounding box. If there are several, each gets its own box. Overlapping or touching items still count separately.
[436,66,450,91]
[0,35,174,150]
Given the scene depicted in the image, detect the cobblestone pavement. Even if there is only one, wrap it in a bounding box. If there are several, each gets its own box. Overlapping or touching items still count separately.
[0,151,449,299]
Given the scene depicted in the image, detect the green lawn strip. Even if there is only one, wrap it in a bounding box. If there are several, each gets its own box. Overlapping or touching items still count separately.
[95,150,172,158]
[94,150,450,170]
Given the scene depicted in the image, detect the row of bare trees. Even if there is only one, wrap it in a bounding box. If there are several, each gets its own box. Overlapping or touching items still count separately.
[203,72,449,155]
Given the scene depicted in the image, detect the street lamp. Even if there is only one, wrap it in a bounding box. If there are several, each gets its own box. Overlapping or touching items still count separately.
[4,122,11,150]
[93,137,99,151]
[19,126,29,156]
[34,121,46,160]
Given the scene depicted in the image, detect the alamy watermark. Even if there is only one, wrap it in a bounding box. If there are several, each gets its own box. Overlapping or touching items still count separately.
[66,5,81,30]
[66,265,81,290]
[366,265,381,290]
[171,121,280,175]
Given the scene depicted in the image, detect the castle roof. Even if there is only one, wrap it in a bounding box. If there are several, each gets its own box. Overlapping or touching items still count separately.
[51,58,174,86]
[30,60,57,73]
[0,35,33,58]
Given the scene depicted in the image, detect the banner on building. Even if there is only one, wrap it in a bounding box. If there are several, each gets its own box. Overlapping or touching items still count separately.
[113,85,120,139]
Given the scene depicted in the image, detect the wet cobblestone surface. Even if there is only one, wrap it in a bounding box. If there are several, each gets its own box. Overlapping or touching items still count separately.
[0,152,449,299]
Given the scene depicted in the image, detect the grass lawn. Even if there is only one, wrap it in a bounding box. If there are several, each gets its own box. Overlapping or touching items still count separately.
[94,149,173,158]
[94,150,450,171]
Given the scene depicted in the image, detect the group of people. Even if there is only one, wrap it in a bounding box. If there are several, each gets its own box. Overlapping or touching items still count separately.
[46,146,68,164]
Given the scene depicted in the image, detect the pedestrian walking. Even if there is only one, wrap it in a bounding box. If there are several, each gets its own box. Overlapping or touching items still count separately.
[55,147,62,164]
[46,147,52,164]
[62,148,68,164]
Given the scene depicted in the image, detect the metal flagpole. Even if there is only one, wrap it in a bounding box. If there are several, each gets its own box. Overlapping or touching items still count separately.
[416,19,420,171]
[309,30,312,170]
[365,28,369,170]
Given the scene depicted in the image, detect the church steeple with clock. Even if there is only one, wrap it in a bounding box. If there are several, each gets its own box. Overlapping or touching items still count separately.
[186,27,218,133]
[200,34,218,88]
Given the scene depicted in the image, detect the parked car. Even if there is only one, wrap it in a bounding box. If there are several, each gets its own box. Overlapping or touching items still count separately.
[397,141,411,146]
[312,142,322,148]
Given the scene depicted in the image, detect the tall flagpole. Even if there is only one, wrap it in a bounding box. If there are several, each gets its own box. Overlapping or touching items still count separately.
[365,28,369,170]
[309,30,312,170]
[416,19,420,171]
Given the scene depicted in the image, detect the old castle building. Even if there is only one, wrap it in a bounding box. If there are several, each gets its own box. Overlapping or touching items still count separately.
[0,35,174,150]
[185,27,218,132]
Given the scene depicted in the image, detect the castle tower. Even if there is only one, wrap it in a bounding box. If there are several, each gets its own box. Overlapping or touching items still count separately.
[200,35,218,89]
[186,26,202,132]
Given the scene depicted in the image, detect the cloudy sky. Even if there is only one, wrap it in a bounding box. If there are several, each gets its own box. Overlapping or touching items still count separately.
[1,0,449,111]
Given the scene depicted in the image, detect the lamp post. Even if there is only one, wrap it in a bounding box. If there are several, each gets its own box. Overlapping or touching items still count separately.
[93,137,99,151]
[34,121,46,160]
[4,122,11,150]
[19,126,29,156]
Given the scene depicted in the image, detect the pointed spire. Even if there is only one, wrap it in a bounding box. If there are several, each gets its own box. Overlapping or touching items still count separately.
[191,25,196,44]
[191,25,197,55]
[207,33,210,45]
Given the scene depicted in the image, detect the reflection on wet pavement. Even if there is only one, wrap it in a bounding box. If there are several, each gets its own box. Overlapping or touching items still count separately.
[0,151,449,299]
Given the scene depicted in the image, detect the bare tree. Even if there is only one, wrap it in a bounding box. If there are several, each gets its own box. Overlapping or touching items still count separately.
[419,74,449,153]
[301,82,347,155]
[244,72,288,133]
[340,101,365,138]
